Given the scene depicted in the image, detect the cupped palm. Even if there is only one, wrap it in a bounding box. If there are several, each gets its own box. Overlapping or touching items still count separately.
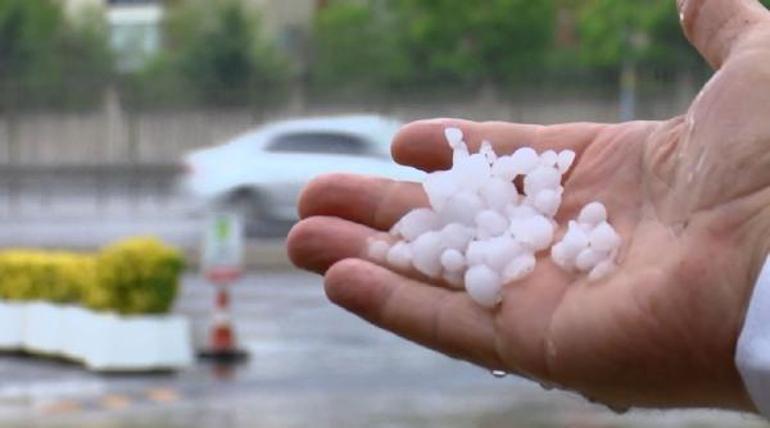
[288,0,770,411]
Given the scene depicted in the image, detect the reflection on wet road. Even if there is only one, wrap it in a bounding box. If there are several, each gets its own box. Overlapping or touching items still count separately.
[0,271,767,428]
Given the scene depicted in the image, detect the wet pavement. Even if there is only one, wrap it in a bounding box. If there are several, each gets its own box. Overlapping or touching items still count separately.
[0,270,768,428]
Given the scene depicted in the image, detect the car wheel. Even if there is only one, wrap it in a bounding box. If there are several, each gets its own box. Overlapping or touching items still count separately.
[221,188,291,239]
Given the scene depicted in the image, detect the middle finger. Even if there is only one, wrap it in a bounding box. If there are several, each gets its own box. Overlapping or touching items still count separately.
[299,173,427,231]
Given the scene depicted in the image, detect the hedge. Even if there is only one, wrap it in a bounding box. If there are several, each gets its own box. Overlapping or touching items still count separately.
[0,237,184,315]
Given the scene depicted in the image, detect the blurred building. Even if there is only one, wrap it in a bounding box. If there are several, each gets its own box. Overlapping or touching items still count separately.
[59,0,162,72]
[58,0,319,72]
[247,0,316,42]
[105,0,163,72]
[244,0,318,72]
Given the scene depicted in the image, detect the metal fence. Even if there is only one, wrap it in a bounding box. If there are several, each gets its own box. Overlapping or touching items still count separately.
[0,81,700,166]
[0,78,701,227]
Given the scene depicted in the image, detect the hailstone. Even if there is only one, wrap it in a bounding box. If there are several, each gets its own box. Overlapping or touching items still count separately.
[374,127,622,308]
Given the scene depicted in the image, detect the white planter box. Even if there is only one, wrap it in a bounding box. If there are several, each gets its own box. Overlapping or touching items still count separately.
[0,300,193,371]
[60,306,95,360]
[23,302,66,355]
[0,301,25,350]
[84,312,193,371]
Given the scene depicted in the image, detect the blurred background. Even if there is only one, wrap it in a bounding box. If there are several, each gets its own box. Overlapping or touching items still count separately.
[1,0,770,427]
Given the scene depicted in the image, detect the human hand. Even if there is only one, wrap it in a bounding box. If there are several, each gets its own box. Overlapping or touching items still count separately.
[287,0,770,411]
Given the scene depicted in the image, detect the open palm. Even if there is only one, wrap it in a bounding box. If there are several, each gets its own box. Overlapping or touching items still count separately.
[288,0,770,411]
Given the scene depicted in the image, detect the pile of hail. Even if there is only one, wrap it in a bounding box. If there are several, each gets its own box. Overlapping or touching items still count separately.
[368,128,621,308]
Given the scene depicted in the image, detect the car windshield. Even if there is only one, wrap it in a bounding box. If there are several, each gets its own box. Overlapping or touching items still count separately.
[264,132,373,156]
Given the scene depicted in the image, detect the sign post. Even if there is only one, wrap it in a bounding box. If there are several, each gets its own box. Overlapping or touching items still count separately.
[200,211,248,362]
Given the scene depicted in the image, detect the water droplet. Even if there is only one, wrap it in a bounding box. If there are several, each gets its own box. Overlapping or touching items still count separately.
[490,370,508,378]
[608,404,630,415]
[538,381,555,391]
[668,220,689,237]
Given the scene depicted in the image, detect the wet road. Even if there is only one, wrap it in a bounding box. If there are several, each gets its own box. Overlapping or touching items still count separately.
[0,270,767,428]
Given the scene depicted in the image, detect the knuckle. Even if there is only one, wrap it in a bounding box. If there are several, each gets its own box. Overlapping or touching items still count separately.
[677,0,704,39]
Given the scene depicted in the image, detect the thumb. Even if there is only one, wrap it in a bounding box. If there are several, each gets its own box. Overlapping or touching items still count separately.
[678,0,770,68]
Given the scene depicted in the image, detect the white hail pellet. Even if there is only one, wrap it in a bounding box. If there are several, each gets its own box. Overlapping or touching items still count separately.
[575,248,608,272]
[465,240,488,266]
[533,188,562,217]
[475,210,509,238]
[480,178,519,211]
[411,231,444,277]
[589,221,621,252]
[440,248,466,272]
[441,191,485,225]
[484,236,526,272]
[523,166,562,197]
[548,201,620,277]
[578,201,608,226]
[557,150,576,174]
[453,142,470,165]
[510,215,554,251]
[540,150,558,167]
[502,253,536,283]
[394,208,442,242]
[491,155,519,181]
[444,127,465,149]
[560,221,590,258]
[456,153,491,192]
[439,223,475,251]
[480,140,497,164]
[386,241,413,270]
[510,147,540,175]
[465,265,503,308]
[377,128,622,308]
[506,203,538,219]
[550,242,573,270]
[368,239,390,263]
[423,171,459,212]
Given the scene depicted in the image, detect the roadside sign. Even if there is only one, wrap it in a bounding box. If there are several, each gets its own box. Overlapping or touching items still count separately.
[202,211,244,284]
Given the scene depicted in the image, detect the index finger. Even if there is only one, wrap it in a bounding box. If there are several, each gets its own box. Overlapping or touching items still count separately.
[392,119,608,172]
[324,258,505,370]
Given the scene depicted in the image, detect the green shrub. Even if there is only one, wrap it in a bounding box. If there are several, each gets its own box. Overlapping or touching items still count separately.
[0,237,184,315]
[0,250,95,303]
[85,237,184,315]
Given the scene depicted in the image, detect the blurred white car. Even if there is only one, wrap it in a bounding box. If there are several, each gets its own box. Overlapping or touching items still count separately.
[181,115,424,233]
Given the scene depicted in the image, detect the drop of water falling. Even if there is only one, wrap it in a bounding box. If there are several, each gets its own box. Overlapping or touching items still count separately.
[668,220,689,237]
[538,381,555,391]
[608,404,631,415]
[490,370,508,378]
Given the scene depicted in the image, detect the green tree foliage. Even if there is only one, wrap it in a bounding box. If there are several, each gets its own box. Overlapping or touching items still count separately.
[311,0,555,93]
[573,0,770,74]
[395,0,555,85]
[130,0,288,107]
[571,0,769,84]
[312,2,410,92]
[314,0,770,94]
[0,0,111,110]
